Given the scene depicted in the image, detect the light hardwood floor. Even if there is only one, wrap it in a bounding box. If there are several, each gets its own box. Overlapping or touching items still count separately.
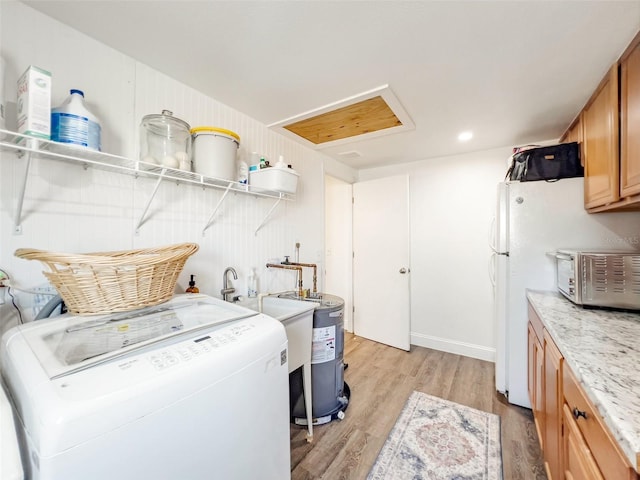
[290,332,547,480]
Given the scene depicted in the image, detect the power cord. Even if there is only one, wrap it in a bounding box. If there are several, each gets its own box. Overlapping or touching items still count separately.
[7,288,23,324]
[0,268,24,325]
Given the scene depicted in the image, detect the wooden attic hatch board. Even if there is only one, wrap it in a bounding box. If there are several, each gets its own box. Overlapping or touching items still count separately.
[282,95,402,145]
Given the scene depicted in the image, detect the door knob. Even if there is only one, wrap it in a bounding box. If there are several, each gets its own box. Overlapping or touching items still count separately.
[399,268,408,274]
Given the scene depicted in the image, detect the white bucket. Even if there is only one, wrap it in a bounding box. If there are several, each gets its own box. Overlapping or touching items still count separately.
[191,127,240,181]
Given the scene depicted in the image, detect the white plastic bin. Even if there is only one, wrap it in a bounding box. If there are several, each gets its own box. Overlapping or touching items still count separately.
[249,166,299,194]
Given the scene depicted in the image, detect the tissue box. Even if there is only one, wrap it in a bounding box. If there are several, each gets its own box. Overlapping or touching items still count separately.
[249,167,299,194]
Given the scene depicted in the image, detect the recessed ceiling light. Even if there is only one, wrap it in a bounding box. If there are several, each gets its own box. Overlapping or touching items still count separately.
[458,131,473,142]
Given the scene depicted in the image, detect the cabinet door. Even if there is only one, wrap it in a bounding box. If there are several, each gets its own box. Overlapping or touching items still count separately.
[544,331,563,480]
[563,405,605,480]
[584,66,620,209]
[527,322,545,448]
[527,322,536,406]
[560,117,582,143]
[560,117,584,167]
[563,366,638,480]
[532,325,545,449]
[621,37,640,197]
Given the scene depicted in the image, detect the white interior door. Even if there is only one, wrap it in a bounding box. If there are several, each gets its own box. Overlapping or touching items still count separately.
[324,175,353,332]
[353,175,410,351]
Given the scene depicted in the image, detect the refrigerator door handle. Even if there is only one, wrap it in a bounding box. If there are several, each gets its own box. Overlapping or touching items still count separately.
[488,216,497,252]
[489,252,496,287]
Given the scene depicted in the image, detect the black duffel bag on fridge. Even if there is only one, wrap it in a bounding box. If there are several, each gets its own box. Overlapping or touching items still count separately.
[506,142,582,182]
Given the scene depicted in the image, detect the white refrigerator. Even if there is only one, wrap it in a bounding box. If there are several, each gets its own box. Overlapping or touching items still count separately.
[490,177,640,408]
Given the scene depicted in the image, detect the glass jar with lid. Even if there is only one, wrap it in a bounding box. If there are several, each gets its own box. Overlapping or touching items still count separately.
[139,110,192,170]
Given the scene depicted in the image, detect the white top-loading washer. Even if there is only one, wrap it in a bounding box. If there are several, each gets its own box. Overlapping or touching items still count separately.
[0,294,290,480]
[1,382,23,480]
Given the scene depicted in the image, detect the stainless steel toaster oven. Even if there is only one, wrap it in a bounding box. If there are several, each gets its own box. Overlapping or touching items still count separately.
[555,249,640,310]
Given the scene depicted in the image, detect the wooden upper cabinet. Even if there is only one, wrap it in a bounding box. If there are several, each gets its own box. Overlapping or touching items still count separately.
[620,34,640,197]
[561,116,583,144]
[583,65,620,209]
[562,116,584,166]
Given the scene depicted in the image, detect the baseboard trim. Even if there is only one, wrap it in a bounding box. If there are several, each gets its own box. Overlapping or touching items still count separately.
[411,332,495,362]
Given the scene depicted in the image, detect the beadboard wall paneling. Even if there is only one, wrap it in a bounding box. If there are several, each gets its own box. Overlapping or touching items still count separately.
[0,2,353,332]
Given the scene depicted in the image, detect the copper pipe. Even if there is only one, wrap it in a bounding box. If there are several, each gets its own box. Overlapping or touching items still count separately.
[285,262,318,293]
[266,263,304,297]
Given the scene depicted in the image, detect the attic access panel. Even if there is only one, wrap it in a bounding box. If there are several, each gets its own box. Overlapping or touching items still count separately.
[284,95,400,144]
[269,85,414,150]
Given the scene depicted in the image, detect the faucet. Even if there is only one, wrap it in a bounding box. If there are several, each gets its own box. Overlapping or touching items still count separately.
[221,267,238,302]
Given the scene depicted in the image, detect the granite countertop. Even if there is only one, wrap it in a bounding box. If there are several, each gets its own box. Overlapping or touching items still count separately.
[526,290,640,473]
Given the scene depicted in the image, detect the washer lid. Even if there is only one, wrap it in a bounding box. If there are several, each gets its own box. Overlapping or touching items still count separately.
[17,294,257,379]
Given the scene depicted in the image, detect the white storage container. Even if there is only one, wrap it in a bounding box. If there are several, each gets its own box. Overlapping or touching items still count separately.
[249,166,299,194]
[191,126,240,181]
[140,110,191,170]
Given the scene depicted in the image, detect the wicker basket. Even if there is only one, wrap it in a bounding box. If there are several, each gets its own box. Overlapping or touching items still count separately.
[15,243,199,315]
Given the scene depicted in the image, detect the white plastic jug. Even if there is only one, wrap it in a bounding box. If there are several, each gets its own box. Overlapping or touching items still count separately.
[51,89,102,151]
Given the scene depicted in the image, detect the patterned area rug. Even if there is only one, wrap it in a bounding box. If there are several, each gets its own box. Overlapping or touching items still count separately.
[367,391,503,480]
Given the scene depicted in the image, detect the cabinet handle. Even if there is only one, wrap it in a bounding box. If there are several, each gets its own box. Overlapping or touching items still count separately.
[572,407,587,420]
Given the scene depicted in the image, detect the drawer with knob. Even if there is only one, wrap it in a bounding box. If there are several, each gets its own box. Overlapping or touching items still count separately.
[563,366,637,480]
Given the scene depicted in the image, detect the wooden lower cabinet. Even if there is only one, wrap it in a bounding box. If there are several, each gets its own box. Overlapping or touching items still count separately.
[544,330,563,480]
[528,322,544,446]
[528,307,545,449]
[563,404,604,480]
[527,302,639,480]
[563,367,638,480]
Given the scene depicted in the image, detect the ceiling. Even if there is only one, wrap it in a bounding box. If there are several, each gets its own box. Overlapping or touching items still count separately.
[22,1,640,170]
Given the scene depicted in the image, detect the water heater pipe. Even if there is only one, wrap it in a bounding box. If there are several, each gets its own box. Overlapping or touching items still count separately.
[266,263,304,297]
[284,262,317,293]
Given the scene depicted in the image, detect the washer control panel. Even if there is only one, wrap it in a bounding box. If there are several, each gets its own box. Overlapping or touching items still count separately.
[146,322,256,370]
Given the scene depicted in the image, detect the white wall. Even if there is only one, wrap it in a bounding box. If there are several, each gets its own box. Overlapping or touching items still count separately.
[359,146,514,361]
[0,2,356,331]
